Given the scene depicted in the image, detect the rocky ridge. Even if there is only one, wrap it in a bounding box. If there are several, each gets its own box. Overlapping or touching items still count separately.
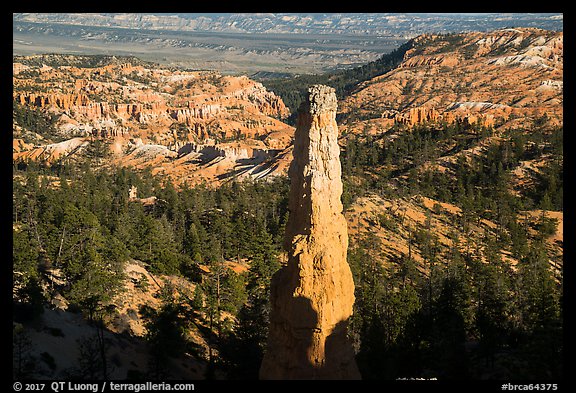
[340,28,563,133]
[13,59,294,185]
[13,137,89,163]
[14,13,563,37]
[14,66,290,142]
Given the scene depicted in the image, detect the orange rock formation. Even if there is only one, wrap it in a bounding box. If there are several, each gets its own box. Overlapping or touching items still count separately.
[260,85,360,380]
[340,28,563,132]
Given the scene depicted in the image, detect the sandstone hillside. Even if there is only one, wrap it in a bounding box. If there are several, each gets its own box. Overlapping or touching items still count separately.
[346,193,562,280]
[335,28,563,247]
[16,260,209,379]
[339,28,563,132]
[13,58,294,186]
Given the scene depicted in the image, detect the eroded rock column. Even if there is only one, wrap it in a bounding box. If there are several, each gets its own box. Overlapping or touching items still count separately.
[260,85,360,380]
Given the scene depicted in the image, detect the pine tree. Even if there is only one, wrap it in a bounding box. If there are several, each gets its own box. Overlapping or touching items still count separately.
[13,325,37,378]
[141,286,188,379]
[432,276,470,378]
[516,241,559,333]
[475,245,511,371]
[514,241,562,378]
[191,284,204,315]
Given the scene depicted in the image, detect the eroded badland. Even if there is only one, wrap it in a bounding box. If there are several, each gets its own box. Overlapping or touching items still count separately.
[13,25,563,380]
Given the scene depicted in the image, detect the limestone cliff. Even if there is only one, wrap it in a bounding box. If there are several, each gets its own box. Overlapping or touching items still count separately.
[260,85,360,380]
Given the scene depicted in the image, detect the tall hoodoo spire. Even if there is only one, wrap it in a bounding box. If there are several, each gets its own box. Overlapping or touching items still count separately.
[260,85,360,380]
